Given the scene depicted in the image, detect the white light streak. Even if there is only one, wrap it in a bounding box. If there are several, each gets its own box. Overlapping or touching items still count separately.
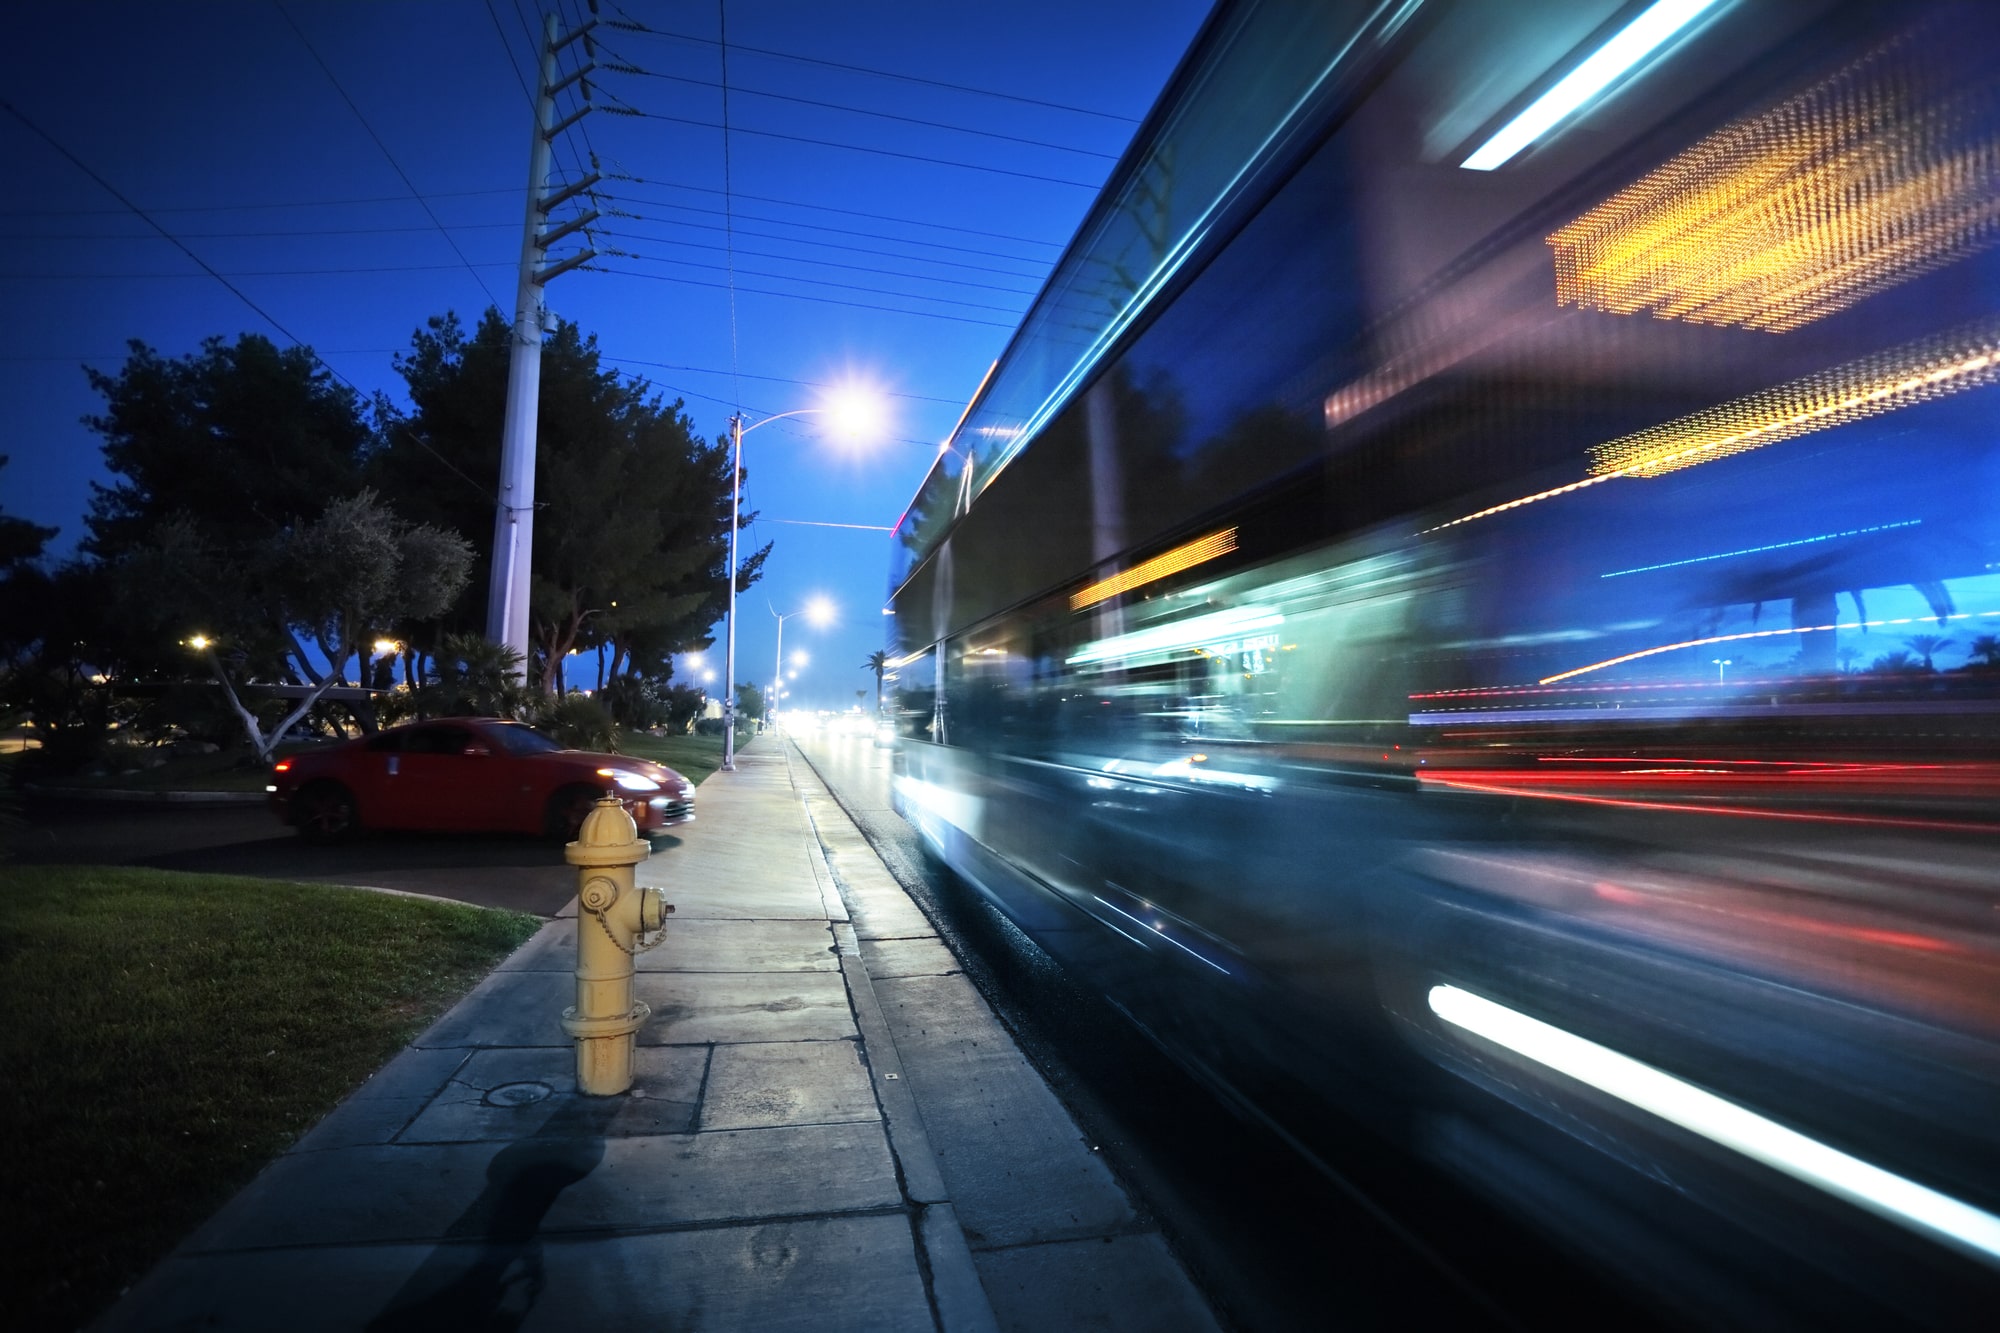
[1462,0,1724,171]
[1067,606,1283,666]
[1428,984,2000,1266]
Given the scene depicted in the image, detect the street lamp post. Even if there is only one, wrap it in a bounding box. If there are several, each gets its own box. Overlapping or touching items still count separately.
[720,390,883,772]
[771,601,833,733]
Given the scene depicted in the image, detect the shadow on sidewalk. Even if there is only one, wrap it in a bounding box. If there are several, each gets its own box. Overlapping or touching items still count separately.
[366,1096,624,1331]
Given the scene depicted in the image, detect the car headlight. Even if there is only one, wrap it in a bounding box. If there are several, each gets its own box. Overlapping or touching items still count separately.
[600,769,659,792]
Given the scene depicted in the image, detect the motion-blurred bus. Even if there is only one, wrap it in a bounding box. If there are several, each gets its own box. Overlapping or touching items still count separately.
[887,1,2000,1322]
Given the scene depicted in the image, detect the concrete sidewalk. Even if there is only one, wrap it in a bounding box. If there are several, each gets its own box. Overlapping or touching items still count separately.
[102,744,1216,1331]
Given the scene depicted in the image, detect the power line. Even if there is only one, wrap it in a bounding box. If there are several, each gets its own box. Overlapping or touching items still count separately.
[603,8,1139,124]
[600,52,1118,160]
[9,263,515,279]
[0,222,519,240]
[603,203,1047,279]
[0,347,404,363]
[597,224,1041,295]
[600,101,1101,189]
[601,356,966,405]
[586,264,1018,328]
[600,245,1027,314]
[483,0,536,105]
[4,348,974,413]
[0,177,1068,254]
[277,4,507,312]
[0,99,497,505]
[605,184,1053,263]
[510,0,595,188]
[0,186,527,217]
[719,0,741,412]
[604,172,1063,250]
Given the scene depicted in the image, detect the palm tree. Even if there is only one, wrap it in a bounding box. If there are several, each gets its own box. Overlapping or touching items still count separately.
[1968,634,2000,669]
[1870,649,1921,675]
[1904,633,1953,671]
[863,649,890,714]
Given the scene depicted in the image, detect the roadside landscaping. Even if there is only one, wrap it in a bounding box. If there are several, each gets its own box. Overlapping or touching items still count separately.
[0,866,541,1332]
[22,743,301,795]
[619,727,752,785]
[19,727,752,799]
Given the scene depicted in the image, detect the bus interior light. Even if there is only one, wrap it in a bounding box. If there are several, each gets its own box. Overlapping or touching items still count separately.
[1461,0,1725,171]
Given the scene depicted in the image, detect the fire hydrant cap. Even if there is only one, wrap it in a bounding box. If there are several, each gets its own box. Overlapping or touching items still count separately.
[564,796,650,867]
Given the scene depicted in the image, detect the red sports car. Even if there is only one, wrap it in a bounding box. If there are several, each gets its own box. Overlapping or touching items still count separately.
[267,717,696,843]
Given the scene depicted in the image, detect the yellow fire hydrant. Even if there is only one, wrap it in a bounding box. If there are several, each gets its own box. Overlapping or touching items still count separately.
[560,794,673,1095]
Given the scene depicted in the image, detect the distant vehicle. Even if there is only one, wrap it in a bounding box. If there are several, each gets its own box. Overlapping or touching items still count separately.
[831,712,874,737]
[873,719,895,749]
[267,718,694,843]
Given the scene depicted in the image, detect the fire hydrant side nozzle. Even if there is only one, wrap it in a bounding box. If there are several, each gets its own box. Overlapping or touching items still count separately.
[559,795,674,1096]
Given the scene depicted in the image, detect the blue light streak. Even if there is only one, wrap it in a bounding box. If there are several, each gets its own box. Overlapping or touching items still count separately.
[1600,520,1922,579]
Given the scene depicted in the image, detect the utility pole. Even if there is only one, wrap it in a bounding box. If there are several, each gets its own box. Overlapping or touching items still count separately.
[723,412,743,770]
[488,4,600,677]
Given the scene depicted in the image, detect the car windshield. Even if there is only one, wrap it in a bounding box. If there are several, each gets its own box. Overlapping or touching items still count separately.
[488,725,566,756]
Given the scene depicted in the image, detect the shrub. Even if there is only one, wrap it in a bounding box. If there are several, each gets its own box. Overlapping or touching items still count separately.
[419,632,528,718]
[530,692,618,752]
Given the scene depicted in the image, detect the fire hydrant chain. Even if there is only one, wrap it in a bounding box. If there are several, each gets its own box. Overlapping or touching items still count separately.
[585,898,668,955]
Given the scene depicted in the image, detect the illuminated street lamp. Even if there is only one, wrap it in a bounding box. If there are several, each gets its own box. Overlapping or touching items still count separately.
[771,596,834,721]
[1713,657,1733,685]
[722,386,885,771]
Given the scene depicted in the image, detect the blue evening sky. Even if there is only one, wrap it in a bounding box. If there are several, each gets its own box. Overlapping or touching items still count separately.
[3,0,1211,707]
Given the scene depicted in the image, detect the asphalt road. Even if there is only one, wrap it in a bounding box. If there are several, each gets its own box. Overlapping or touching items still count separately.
[789,729,1539,1333]
[10,792,595,916]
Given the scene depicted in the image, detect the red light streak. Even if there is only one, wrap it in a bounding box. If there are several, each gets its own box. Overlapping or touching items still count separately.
[1419,774,2000,835]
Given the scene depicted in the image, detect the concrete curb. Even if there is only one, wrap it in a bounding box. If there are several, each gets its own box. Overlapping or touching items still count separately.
[788,746,1001,1333]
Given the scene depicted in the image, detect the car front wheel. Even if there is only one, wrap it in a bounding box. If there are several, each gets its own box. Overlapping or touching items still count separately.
[295,781,359,844]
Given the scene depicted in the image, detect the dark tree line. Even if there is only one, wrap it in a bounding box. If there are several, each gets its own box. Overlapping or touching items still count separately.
[3,309,763,765]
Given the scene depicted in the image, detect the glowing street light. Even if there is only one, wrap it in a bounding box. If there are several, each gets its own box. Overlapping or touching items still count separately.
[186,634,212,651]
[723,389,887,771]
[1713,657,1733,684]
[771,597,835,718]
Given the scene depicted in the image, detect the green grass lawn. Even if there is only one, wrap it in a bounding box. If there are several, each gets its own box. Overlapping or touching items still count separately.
[618,728,755,785]
[0,867,541,1332]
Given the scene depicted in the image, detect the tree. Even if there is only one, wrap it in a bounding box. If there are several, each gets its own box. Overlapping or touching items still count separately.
[1870,649,1921,674]
[1968,634,2000,669]
[1904,634,1953,671]
[0,456,59,664]
[83,336,371,562]
[380,310,767,690]
[863,649,890,713]
[115,494,471,762]
[735,682,766,722]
